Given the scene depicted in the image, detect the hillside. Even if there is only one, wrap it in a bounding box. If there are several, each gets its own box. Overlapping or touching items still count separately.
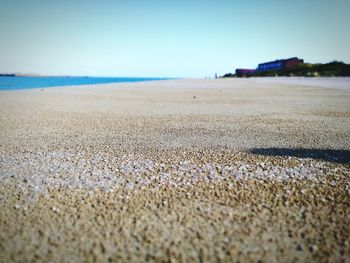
[224,61,350,78]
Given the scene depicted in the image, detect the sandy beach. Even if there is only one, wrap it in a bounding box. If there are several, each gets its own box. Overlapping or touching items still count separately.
[0,77,349,262]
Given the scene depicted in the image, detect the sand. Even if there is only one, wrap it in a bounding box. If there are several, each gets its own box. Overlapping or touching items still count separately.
[0,77,349,262]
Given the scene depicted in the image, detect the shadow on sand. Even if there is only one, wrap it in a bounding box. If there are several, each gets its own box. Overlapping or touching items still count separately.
[249,148,350,164]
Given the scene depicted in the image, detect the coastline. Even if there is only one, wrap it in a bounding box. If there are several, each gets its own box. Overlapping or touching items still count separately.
[0,78,349,262]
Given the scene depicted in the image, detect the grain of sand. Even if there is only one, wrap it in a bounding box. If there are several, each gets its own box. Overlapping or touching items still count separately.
[0,78,350,262]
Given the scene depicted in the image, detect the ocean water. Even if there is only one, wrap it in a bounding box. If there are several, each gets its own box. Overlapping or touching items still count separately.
[0,76,167,91]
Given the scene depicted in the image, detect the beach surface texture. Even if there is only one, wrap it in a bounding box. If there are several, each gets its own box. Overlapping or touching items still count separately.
[0,77,349,262]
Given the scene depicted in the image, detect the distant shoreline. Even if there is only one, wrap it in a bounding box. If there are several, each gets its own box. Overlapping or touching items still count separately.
[0,74,16,77]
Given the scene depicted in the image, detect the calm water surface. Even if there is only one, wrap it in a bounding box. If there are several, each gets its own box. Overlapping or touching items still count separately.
[0,76,167,90]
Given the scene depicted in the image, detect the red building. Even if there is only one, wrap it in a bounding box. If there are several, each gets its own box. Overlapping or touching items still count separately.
[235,68,256,76]
[284,57,304,68]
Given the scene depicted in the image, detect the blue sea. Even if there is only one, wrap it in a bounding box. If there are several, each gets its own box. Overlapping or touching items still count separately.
[0,76,167,91]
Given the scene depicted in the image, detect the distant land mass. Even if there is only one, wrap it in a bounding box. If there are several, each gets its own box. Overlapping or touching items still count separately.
[0,73,41,77]
[223,59,350,78]
[0,74,16,77]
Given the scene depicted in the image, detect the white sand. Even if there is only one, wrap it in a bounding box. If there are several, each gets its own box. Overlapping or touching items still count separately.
[0,78,349,262]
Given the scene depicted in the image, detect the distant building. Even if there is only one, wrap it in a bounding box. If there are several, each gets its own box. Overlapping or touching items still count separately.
[234,57,304,76]
[256,57,304,72]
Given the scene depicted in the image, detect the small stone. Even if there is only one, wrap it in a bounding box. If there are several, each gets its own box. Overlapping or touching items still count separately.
[309,245,318,252]
[51,206,60,213]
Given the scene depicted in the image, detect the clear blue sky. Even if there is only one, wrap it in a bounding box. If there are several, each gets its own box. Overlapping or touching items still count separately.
[0,0,349,78]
